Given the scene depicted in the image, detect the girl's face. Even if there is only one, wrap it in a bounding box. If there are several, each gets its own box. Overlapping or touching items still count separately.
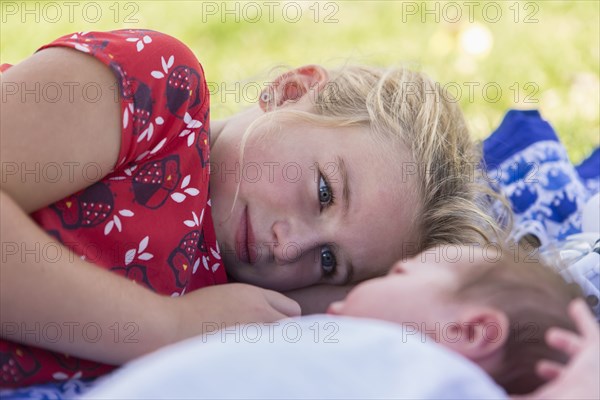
[210,106,421,291]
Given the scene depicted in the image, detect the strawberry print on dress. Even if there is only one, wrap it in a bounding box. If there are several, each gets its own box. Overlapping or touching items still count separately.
[132,155,181,209]
[0,29,227,388]
[50,182,114,229]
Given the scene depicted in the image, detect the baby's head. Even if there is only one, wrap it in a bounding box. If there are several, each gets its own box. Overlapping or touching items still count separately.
[328,245,583,394]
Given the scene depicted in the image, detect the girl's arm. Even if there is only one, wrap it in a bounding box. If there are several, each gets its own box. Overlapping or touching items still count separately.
[0,188,177,364]
[0,47,121,213]
[0,47,299,364]
[0,47,171,364]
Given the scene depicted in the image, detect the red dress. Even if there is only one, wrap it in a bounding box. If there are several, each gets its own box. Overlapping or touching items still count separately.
[0,30,227,387]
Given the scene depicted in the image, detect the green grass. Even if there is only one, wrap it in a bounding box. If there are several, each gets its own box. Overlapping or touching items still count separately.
[1,0,598,162]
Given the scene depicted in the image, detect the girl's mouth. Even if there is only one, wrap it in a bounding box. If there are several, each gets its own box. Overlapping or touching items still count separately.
[235,205,256,264]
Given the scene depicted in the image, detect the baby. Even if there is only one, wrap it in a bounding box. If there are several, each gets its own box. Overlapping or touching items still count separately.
[75,244,597,399]
[328,244,586,395]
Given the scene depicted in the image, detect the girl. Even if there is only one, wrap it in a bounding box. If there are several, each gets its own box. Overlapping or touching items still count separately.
[0,29,499,386]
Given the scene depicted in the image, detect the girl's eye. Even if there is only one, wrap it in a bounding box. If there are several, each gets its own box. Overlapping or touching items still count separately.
[318,174,335,209]
[321,246,337,276]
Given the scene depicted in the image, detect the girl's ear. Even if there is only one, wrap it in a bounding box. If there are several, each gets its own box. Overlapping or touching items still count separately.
[259,65,329,111]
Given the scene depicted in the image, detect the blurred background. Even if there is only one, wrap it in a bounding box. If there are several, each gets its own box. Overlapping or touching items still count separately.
[1,0,598,162]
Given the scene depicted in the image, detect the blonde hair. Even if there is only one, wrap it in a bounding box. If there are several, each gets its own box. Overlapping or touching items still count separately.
[235,64,507,255]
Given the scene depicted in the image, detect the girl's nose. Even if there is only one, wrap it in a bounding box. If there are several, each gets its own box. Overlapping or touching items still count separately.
[271,219,321,265]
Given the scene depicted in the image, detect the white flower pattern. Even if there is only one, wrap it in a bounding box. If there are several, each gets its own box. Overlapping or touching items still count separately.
[179,112,203,147]
[126,34,152,52]
[125,236,154,266]
[104,209,135,235]
[151,55,175,79]
[171,174,200,203]
[138,116,165,143]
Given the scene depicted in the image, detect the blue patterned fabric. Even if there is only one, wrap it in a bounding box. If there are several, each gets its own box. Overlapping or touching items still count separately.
[0,378,96,399]
[576,147,600,194]
[483,109,599,244]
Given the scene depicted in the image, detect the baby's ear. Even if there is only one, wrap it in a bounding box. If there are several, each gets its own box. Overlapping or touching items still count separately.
[443,306,509,362]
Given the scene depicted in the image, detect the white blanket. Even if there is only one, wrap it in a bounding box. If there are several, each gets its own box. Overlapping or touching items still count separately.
[85,315,507,399]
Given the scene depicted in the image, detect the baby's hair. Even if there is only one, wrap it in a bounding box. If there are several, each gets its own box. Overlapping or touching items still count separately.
[454,244,583,394]
[235,64,507,258]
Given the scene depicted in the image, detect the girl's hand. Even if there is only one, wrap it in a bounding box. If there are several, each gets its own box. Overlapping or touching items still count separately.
[518,298,599,400]
[171,283,301,341]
